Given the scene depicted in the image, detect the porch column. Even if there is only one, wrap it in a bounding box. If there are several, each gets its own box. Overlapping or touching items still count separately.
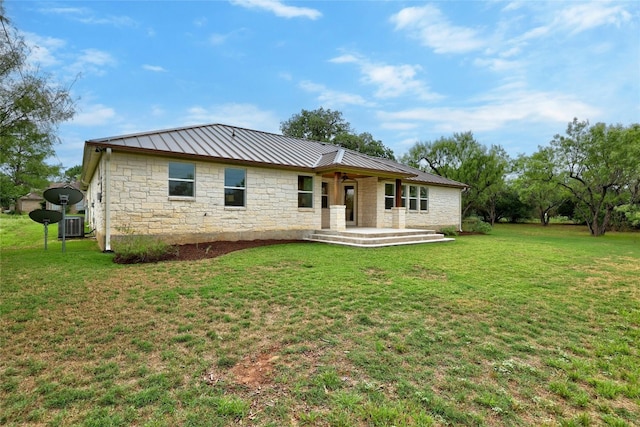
[392,207,405,229]
[395,178,402,208]
[329,205,346,231]
[333,172,341,205]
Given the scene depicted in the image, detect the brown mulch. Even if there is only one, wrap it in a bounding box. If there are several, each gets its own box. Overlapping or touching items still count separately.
[113,240,307,264]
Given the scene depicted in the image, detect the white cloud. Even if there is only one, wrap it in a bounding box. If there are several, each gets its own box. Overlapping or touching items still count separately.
[22,32,66,68]
[68,49,117,76]
[329,53,442,101]
[183,103,280,132]
[556,2,632,34]
[142,64,167,72]
[377,86,599,134]
[72,104,117,126]
[230,0,322,20]
[39,5,138,27]
[299,81,373,107]
[390,4,486,54]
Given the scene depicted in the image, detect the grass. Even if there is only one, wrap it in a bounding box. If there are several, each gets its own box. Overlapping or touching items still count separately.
[1,214,639,426]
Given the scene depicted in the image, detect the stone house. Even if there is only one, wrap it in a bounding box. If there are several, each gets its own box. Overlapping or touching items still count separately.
[80,124,467,251]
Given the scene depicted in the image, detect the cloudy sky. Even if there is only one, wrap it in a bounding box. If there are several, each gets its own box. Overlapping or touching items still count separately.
[5,0,639,169]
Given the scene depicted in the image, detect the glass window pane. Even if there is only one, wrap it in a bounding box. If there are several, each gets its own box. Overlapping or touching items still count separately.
[225,168,245,188]
[385,198,394,209]
[225,188,245,206]
[169,162,194,180]
[385,183,394,196]
[322,182,328,195]
[420,187,428,198]
[410,199,417,210]
[420,199,428,211]
[298,176,313,191]
[298,193,313,208]
[410,186,418,197]
[169,181,193,197]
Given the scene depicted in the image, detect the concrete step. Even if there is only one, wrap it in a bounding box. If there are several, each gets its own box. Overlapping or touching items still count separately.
[304,229,454,247]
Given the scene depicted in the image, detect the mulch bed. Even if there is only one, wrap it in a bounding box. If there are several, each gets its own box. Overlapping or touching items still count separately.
[113,240,307,264]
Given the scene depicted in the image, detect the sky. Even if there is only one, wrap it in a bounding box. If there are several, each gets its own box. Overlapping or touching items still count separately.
[5,0,640,170]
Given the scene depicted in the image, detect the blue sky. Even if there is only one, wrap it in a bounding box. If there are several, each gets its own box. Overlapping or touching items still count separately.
[6,0,639,170]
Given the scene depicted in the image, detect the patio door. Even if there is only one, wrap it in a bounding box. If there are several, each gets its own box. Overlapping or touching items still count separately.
[344,185,356,226]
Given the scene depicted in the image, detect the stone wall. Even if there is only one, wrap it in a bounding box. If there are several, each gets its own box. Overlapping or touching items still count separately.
[93,152,323,247]
[381,181,461,230]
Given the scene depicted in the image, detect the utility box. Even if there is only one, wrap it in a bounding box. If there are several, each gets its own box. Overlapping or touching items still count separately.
[58,216,85,239]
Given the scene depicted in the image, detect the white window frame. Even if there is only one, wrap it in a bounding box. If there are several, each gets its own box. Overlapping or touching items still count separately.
[297,175,313,208]
[224,167,246,207]
[385,183,395,210]
[168,162,195,198]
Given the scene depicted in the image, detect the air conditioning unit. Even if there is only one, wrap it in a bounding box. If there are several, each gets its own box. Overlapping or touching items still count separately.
[58,216,85,239]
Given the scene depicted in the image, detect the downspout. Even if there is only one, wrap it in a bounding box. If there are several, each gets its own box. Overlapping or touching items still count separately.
[104,148,113,252]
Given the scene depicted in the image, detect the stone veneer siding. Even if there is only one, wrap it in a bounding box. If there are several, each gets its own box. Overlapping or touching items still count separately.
[381,181,461,230]
[88,152,323,249]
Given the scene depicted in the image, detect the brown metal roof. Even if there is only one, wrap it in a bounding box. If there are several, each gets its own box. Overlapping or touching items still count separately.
[82,123,466,188]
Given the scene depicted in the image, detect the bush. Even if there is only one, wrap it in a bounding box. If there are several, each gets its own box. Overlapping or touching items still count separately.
[440,226,459,237]
[462,217,492,234]
[112,229,177,264]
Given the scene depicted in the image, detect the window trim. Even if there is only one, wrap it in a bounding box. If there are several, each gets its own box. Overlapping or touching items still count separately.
[403,184,429,212]
[224,167,246,207]
[384,183,395,210]
[298,175,314,208]
[168,162,195,198]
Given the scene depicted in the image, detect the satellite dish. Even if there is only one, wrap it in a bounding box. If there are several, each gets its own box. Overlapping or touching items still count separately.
[29,209,63,250]
[44,186,84,206]
[29,209,63,224]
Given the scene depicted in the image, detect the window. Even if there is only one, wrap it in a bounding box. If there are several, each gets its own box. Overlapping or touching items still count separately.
[321,182,329,208]
[224,168,245,207]
[169,162,195,197]
[420,187,429,211]
[298,176,313,208]
[408,185,418,210]
[385,183,395,209]
[403,185,429,211]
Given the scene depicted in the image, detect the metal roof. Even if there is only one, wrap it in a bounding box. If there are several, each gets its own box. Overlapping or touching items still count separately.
[82,123,466,188]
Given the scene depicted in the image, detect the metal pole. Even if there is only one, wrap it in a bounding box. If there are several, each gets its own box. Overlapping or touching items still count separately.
[43,220,49,250]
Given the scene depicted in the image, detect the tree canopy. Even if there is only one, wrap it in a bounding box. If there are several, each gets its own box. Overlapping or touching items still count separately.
[0,6,75,208]
[280,107,395,160]
[551,118,640,236]
[402,131,509,219]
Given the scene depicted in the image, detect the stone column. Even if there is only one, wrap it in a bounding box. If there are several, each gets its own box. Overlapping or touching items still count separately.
[392,207,405,229]
[330,205,346,231]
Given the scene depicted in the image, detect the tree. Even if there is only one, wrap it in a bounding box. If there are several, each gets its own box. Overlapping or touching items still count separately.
[333,132,395,160]
[62,164,82,183]
[513,147,569,226]
[0,6,75,207]
[280,107,351,142]
[280,107,395,159]
[551,118,640,236]
[402,131,509,218]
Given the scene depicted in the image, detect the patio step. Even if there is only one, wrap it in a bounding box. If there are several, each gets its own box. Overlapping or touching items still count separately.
[304,228,454,247]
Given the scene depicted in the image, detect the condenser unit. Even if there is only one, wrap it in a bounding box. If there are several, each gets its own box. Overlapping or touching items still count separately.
[58,216,85,239]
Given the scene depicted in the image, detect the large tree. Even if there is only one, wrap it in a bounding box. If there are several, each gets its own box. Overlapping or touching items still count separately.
[402,131,509,218]
[551,118,640,236]
[280,107,395,159]
[0,5,75,208]
[513,147,569,226]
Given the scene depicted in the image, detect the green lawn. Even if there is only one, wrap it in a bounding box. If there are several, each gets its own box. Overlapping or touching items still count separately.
[1,215,639,426]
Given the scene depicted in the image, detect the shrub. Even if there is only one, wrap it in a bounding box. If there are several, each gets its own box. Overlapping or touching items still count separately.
[462,217,492,234]
[440,226,459,237]
[112,227,176,263]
